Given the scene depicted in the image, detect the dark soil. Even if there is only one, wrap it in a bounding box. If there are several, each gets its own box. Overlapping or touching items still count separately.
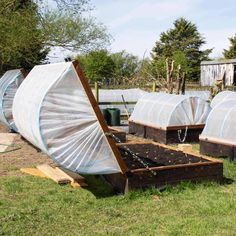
[119,143,209,170]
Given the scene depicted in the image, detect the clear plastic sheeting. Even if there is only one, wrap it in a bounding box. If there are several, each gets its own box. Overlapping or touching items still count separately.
[0,69,24,130]
[211,91,236,108]
[95,89,147,115]
[13,62,122,174]
[129,93,211,129]
[185,90,210,101]
[200,100,236,145]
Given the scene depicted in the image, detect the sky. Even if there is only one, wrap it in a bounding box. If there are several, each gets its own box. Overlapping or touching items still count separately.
[89,0,236,59]
[49,0,236,61]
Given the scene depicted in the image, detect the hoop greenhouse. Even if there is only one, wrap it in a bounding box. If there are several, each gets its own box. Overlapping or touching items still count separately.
[129,92,211,144]
[0,69,25,131]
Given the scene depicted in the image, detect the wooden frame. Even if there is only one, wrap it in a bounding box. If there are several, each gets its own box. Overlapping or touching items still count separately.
[108,127,126,143]
[200,139,236,162]
[129,121,204,144]
[104,141,223,193]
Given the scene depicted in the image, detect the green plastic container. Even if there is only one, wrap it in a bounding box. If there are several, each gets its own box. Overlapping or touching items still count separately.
[107,108,120,126]
[101,108,110,125]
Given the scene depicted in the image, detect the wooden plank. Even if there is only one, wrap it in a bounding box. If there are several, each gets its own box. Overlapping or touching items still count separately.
[178,144,193,152]
[37,164,71,184]
[166,124,205,131]
[71,181,88,188]
[129,120,205,131]
[20,168,48,178]
[200,135,236,147]
[99,101,136,105]
[200,139,236,161]
[55,167,85,183]
[73,61,128,174]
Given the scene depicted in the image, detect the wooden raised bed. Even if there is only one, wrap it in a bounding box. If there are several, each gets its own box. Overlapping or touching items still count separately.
[200,139,236,162]
[109,127,126,142]
[104,142,223,193]
[129,121,204,144]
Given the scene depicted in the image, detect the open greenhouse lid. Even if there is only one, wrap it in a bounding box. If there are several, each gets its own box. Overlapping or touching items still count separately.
[13,61,128,174]
[71,61,128,173]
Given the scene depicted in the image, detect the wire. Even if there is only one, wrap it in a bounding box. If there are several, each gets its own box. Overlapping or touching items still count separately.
[0,143,21,154]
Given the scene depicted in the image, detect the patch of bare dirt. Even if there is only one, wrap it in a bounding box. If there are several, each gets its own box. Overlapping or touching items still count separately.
[0,123,53,177]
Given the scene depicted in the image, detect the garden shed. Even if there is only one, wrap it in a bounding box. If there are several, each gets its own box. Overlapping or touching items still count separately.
[211,91,236,108]
[0,69,25,131]
[129,93,211,144]
[12,62,223,192]
[200,100,236,161]
[200,59,236,86]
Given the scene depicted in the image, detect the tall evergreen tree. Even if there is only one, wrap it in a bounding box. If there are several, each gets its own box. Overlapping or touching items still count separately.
[151,17,212,81]
[223,34,236,59]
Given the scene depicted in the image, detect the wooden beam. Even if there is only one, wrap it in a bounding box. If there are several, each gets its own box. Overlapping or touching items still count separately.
[37,164,71,184]
[20,168,48,178]
[129,120,205,131]
[55,167,85,184]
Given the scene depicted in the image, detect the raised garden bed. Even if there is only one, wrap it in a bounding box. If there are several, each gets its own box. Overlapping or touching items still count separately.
[129,121,204,144]
[200,139,236,162]
[109,127,126,142]
[104,142,223,193]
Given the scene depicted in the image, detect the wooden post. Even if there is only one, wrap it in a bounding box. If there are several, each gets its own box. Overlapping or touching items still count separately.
[152,82,156,92]
[94,82,99,103]
[176,65,181,94]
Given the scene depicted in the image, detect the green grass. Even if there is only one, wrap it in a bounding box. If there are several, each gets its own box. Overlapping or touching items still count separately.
[1,160,236,236]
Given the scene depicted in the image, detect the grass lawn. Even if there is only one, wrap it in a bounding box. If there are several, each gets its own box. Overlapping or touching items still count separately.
[1,159,236,236]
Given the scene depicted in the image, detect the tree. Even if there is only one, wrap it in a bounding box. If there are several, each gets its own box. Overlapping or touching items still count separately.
[223,34,236,59]
[110,51,140,80]
[0,0,111,74]
[0,0,48,73]
[78,50,115,83]
[38,0,110,53]
[40,12,110,53]
[151,17,212,81]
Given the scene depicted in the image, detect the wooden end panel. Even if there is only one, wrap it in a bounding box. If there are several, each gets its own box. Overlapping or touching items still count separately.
[200,139,236,161]
[128,121,146,137]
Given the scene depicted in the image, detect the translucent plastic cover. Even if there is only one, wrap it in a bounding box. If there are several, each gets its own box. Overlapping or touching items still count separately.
[129,93,211,129]
[200,100,236,145]
[96,89,147,115]
[185,90,210,101]
[211,91,236,108]
[13,62,122,174]
[0,69,24,130]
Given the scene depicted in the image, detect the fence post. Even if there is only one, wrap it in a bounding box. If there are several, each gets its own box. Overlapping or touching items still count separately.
[95,82,99,103]
[152,82,156,92]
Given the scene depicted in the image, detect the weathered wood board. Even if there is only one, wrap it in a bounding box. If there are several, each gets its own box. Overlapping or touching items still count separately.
[129,121,204,144]
[200,139,236,162]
